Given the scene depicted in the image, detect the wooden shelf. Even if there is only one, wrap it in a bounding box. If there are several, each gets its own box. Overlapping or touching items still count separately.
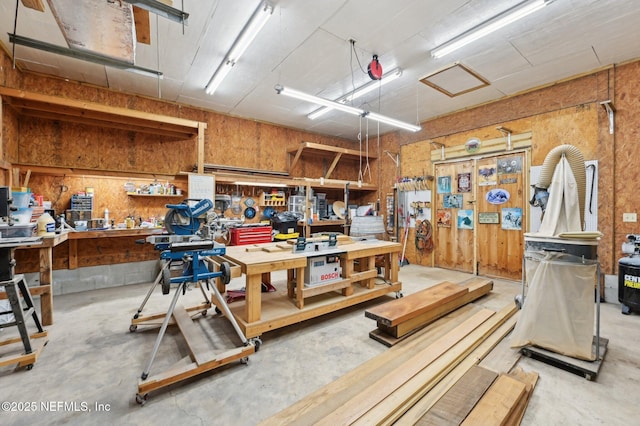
[288,141,377,179]
[126,193,183,197]
[0,87,204,139]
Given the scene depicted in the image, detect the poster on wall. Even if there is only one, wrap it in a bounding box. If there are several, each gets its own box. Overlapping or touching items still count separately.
[478,164,497,186]
[437,176,452,194]
[443,194,463,208]
[437,209,452,227]
[457,209,474,229]
[497,156,523,174]
[457,172,472,193]
[502,208,522,230]
[478,212,500,224]
[486,188,510,205]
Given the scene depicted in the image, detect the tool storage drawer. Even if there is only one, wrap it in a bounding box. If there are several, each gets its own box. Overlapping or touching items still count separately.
[230,226,273,246]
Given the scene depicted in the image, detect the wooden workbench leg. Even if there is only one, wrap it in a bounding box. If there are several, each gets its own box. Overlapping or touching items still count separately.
[287,269,296,299]
[38,246,53,326]
[262,272,271,286]
[295,267,305,309]
[245,274,262,323]
[68,239,78,270]
[383,253,391,281]
[364,255,375,289]
[390,252,399,283]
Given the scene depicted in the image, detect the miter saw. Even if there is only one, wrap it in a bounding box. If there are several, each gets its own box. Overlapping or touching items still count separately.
[161,198,244,243]
[130,199,257,403]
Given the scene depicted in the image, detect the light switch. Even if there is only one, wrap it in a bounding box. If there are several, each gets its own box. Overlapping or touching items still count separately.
[623,213,637,222]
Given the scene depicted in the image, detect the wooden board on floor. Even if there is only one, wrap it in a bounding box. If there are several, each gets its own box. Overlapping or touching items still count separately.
[460,374,527,425]
[368,278,493,346]
[315,309,497,426]
[258,305,483,426]
[365,281,469,327]
[355,304,519,426]
[395,312,519,426]
[417,365,498,426]
[504,368,539,426]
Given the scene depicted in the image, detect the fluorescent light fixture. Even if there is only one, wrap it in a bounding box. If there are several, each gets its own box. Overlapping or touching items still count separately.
[431,0,552,59]
[307,68,403,120]
[275,85,365,117]
[205,1,273,95]
[366,111,421,132]
[274,84,421,133]
[9,33,162,78]
[123,0,189,24]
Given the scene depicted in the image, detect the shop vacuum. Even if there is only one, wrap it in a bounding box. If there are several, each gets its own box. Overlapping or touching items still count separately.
[619,234,640,314]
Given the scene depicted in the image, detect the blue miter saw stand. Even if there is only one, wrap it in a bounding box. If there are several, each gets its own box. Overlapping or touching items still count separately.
[131,199,256,404]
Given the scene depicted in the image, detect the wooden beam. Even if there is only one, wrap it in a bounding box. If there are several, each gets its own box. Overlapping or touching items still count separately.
[133,6,151,44]
[197,122,206,174]
[376,279,493,339]
[365,281,469,327]
[0,87,203,138]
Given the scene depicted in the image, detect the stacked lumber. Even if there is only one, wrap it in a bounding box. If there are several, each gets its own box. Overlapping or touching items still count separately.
[260,302,519,425]
[366,278,493,346]
[417,366,538,425]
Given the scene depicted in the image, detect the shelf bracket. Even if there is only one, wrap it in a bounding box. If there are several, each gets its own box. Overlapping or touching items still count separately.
[496,126,513,151]
[384,150,399,168]
[600,100,615,135]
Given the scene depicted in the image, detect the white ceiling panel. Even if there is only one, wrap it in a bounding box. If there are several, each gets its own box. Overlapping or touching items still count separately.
[2,0,640,139]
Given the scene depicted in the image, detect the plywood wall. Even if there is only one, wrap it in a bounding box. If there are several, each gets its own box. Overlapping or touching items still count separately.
[386,69,618,274]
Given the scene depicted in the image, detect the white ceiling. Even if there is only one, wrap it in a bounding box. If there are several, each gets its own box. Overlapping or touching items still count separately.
[2,0,640,140]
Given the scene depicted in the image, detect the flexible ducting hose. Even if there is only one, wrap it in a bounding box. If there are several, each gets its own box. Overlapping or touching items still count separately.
[536,144,586,229]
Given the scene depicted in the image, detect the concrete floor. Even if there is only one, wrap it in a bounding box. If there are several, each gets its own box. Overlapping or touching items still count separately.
[0,264,638,425]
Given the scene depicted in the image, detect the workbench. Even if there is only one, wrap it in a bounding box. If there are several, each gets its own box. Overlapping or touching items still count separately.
[11,233,68,326]
[12,228,163,325]
[220,240,402,338]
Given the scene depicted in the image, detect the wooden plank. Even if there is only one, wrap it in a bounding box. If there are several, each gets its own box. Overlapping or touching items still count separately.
[171,304,211,365]
[460,374,527,426]
[381,279,493,338]
[0,333,48,368]
[479,330,522,374]
[357,304,518,425]
[259,305,482,426]
[315,309,496,426]
[417,366,498,426]
[365,281,468,327]
[325,152,342,179]
[504,368,539,426]
[395,313,519,426]
[133,6,151,44]
[138,344,255,395]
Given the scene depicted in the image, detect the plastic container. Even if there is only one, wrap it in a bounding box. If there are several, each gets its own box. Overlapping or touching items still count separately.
[11,192,31,209]
[0,223,35,238]
[11,207,33,224]
[37,212,56,236]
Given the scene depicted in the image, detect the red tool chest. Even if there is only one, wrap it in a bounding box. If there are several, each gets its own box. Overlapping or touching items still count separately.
[229,225,273,245]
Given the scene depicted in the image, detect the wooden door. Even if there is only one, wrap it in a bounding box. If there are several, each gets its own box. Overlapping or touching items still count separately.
[434,161,475,273]
[476,153,526,280]
[434,151,527,280]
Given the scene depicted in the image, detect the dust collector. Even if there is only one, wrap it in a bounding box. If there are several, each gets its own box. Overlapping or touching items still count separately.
[511,144,603,363]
